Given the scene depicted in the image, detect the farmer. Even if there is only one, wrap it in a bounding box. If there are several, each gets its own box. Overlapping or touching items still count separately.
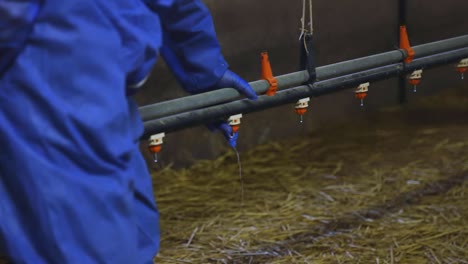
[0,0,257,263]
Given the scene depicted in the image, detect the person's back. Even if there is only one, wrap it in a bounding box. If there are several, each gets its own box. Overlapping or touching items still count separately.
[0,1,163,263]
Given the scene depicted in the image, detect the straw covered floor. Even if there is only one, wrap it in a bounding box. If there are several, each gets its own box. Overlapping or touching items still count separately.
[153,87,468,263]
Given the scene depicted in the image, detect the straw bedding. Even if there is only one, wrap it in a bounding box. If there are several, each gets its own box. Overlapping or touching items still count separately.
[153,87,468,263]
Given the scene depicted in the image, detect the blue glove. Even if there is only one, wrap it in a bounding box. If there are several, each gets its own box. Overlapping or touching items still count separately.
[213,69,258,100]
[207,122,239,148]
[209,70,257,148]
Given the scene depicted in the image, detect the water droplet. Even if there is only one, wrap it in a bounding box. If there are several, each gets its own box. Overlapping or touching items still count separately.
[360,99,364,107]
[300,115,304,123]
[462,73,465,80]
[153,153,158,163]
[413,85,417,93]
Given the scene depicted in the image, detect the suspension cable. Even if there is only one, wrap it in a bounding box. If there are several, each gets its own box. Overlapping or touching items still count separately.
[300,0,314,54]
[300,0,313,39]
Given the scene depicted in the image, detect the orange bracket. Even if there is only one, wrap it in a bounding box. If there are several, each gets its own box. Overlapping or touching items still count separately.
[399,25,415,63]
[260,52,278,96]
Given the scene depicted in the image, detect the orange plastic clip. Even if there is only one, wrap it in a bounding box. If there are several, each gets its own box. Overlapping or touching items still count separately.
[149,145,162,154]
[355,92,367,100]
[399,26,415,63]
[295,108,307,115]
[457,66,468,75]
[408,78,421,86]
[260,52,278,96]
[231,125,239,134]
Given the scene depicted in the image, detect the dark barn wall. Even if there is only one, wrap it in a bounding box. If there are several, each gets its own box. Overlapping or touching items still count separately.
[136,0,468,168]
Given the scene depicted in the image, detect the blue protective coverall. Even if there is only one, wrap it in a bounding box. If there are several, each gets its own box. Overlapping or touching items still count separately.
[0,0,233,263]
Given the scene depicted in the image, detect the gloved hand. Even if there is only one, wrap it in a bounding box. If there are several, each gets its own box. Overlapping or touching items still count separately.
[214,70,258,100]
[209,70,257,148]
[207,122,239,148]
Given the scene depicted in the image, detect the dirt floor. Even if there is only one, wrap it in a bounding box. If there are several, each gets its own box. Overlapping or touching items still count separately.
[152,86,468,263]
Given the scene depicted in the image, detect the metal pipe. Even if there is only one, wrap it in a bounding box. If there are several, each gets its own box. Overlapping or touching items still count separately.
[139,35,468,121]
[414,35,468,58]
[142,47,468,138]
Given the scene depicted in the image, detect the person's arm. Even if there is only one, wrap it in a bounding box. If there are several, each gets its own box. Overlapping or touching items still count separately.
[146,0,256,100]
[0,0,41,75]
[147,0,227,93]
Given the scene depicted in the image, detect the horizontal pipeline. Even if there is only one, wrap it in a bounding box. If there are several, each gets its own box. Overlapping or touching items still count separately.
[139,35,468,121]
[142,47,468,138]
